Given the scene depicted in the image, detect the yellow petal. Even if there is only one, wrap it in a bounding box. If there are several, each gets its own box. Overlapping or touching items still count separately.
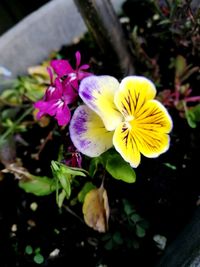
[129,100,172,157]
[113,122,141,168]
[133,129,170,158]
[113,99,173,166]
[114,76,156,118]
[83,186,110,233]
[79,75,122,131]
[69,105,113,157]
[135,100,173,133]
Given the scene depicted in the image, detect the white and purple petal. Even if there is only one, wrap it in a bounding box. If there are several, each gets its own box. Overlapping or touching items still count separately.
[79,75,122,131]
[69,105,113,157]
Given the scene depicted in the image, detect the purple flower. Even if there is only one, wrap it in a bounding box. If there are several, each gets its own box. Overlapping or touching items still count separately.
[51,51,92,91]
[34,51,92,126]
[34,77,72,126]
[65,145,82,168]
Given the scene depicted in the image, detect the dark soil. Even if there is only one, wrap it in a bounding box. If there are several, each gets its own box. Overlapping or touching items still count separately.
[0,0,200,266]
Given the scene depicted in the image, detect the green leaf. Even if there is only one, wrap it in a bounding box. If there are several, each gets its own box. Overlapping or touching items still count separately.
[33,253,44,264]
[57,189,66,208]
[63,166,87,177]
[57,173,71,198]
[192,104,200,121]
[185,109,197,128]
[51,161,87,201]
[0,89,22,105]
[175,55,187,78]
[19,175,57,196]
[34,248,41,254]
[1,108,18,121]
[51,161,87,178]
[88,149,118,177]
[185,104,200,128]
[157,19,171,26]
[136,225,146,238]
[180,66,199,82]
[164,162,177,170]
[132,239,140,249]
[139,220,149,229]
[105,154,136,183]
[25,245,33,255]
[131,214,141,223]
[104,239,114,250]
[123,199,135,216]
[101,233,112,241]
[89,157,101,177]
[100,149,113,166]
[113,232,123,245]
[78,182,96,203]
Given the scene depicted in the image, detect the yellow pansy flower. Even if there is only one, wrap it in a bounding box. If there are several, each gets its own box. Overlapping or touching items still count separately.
[69,75,173,167]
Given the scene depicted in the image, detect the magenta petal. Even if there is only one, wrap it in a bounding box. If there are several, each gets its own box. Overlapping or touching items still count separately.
[35,99,58,116]
[63,81,78,103]
[34,100,47,119]
[34,100,49,111]
[79,64,90,70]
[45,100,60,116]
[47,67,54,84]
[51,59,74,77]
[36,110,45,119]
[45,78,63,100]
[78,71,92,81]
[63,73,79,91]
[55,104,71,126]
[54,78,63,96]
[75,51,81,68]
[34,100,53,119]
[45,86,58,101]
[71,79,79,90]
[67,72,78,83]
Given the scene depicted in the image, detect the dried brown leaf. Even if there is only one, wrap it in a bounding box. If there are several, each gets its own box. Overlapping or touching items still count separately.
[82,186,110,233]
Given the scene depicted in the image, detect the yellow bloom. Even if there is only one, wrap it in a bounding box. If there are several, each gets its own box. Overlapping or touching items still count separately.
[69,75,173,167]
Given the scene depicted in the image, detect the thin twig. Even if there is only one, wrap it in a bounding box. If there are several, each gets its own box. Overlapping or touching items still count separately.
[63,204,84,224]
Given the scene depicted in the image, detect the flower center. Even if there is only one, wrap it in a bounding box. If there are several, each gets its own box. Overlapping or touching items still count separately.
[56,99,64,108]
[126,115,135,122]
[68,73,77,82]
[48,86,56,95]
[125,115,136,129]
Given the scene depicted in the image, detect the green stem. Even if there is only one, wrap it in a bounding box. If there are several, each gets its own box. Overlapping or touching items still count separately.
[0,106,33,143]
